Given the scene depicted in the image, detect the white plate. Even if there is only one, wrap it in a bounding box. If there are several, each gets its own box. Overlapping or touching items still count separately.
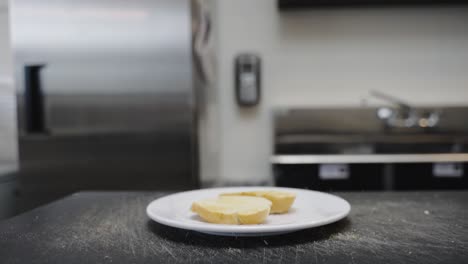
[146,187,351,236]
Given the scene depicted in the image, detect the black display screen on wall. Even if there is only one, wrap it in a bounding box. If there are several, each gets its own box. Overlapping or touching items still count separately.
[279,0,468,8]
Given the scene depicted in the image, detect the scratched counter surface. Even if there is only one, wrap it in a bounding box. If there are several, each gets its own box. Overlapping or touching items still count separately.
[0,191,467,264]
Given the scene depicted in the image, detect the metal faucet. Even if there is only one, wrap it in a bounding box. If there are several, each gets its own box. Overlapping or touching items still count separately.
[370,90,440,129]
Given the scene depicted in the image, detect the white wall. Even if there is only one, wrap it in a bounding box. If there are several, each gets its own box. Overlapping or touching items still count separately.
[0,1,18,166]
[0,0,11,76]
[196,0,222,184]
[0,0,17,220]
[205,1,468,184]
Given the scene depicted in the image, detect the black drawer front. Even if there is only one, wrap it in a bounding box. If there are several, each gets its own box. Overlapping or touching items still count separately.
[274,163,468,191]
[274,164,384,191]
[394,163,468,190]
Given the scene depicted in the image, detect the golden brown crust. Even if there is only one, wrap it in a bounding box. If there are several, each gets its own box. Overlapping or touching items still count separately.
[191,196,272,225]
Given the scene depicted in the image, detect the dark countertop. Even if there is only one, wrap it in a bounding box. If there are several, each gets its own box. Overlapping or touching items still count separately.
[0,191,467,264]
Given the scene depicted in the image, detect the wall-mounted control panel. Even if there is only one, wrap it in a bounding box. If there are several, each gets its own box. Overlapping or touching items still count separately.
[235,54,261,107]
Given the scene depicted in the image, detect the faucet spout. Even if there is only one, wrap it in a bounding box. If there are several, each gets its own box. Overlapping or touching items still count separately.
[370,90,412,116]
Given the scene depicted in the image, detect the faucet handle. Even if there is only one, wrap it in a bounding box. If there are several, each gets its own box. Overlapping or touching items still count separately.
[370,90,441,129]
[418,110,441,128]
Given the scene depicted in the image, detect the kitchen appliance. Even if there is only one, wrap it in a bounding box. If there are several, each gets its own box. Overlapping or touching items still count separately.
[272,107,468,191]
[10,0,198,210]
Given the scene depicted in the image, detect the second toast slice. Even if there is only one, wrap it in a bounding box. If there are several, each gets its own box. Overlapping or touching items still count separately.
[221,190,296,214]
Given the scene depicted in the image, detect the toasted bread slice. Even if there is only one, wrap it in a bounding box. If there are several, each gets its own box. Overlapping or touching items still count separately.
[191,195,272,225]
[221,190,296,214]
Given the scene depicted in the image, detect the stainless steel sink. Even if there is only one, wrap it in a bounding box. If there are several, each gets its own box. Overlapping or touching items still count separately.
[273,107,468,164]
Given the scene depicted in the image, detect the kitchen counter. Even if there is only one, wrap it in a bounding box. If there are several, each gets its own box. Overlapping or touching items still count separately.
[0,191,467,264]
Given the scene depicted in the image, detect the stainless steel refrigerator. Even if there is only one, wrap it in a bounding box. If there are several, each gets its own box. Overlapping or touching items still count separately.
[10,0,198,209]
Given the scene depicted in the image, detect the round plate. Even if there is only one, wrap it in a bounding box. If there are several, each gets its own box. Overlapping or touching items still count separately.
[146,187,351,236]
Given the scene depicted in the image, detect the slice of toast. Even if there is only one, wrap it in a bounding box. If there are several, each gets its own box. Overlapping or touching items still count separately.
[221,191,296,214]
[191,195,272,225]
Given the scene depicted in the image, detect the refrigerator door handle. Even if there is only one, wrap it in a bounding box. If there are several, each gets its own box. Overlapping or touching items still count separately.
[24,64,47,134]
